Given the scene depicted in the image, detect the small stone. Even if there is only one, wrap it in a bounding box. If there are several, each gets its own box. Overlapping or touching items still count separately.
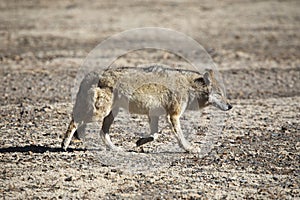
[64,176,72,181]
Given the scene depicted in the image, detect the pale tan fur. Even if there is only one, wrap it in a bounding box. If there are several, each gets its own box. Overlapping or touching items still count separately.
[61,64,232,152]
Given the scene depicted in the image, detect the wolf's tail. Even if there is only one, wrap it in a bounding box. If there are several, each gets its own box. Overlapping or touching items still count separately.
[72,72,102,123]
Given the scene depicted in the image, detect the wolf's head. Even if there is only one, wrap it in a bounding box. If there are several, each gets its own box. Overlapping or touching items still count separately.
[197,69,232,111]
[204,69,232,111]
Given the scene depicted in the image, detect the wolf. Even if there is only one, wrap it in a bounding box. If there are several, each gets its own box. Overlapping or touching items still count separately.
[61,64,232,153]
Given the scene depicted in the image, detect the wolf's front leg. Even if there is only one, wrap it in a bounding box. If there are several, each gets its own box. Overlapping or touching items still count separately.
[169,114,197,153]
[61,118,77,151]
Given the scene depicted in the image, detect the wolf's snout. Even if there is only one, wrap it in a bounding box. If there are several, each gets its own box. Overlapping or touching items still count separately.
[227,104,232,110]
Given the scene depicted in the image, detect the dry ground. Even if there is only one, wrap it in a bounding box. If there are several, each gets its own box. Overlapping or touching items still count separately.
[1,0,299,199]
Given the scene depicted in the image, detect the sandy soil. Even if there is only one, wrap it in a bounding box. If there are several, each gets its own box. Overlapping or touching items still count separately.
[1,0,299,199]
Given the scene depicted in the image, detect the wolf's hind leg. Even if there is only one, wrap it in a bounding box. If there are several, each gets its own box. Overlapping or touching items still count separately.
[100,108,121,151]
[61,119,77,151]
[73,123,86,141]
[136,116,159,147]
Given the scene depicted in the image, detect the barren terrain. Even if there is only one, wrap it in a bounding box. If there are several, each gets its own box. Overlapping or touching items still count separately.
[1,0,299,199]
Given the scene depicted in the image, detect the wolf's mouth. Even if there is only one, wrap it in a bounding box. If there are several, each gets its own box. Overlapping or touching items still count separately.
[212,102,232,111]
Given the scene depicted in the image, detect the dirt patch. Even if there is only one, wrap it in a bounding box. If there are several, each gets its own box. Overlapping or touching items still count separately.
[1,0,299,199]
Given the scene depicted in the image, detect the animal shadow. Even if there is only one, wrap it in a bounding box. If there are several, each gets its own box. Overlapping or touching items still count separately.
[0,145,86,154]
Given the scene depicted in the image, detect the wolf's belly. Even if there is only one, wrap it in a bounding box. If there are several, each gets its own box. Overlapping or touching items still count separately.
[113,83,172,115]
[128,97,168,115]
[113,92,169,116]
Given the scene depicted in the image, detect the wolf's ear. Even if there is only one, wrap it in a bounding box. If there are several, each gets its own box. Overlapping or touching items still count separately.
[203,69,213,85]
[194,77,206,86]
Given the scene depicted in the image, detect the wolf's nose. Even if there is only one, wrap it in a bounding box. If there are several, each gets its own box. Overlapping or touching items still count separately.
[228,104,232,110]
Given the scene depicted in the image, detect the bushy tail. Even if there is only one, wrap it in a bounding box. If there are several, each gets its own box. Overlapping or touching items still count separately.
[62,72,115,150]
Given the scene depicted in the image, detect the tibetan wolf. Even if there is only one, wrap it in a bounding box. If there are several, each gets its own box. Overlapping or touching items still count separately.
[61,64,232,153]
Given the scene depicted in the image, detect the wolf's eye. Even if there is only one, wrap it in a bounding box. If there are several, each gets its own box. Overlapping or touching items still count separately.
[213,91,221,96]
[216,90,223,96]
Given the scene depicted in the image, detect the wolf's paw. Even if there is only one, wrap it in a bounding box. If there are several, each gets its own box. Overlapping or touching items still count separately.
[191,147,201,154]
[136,137,154,147]
[184,146,200,154]
[61,139,68,151]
